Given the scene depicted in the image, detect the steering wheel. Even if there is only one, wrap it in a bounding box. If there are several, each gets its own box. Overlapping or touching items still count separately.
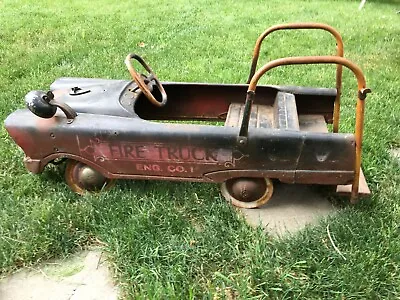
[125,54,167,107]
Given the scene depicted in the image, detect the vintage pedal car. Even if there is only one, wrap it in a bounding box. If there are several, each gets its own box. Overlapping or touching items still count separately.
[5,23,371,208]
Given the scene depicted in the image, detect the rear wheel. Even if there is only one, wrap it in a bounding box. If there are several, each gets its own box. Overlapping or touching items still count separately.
[220,177,273,208]
[65,160,115,195]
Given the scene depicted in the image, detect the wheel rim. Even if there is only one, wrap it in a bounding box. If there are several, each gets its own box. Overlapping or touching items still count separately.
[65,160,115,195]
[220,177,274,208]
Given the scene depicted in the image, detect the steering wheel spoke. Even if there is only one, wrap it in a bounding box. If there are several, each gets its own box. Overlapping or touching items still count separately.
[125,54,167,107]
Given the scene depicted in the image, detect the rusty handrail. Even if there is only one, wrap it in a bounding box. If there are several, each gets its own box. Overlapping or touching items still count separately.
[245,55,370,201]
[247,23,344,133]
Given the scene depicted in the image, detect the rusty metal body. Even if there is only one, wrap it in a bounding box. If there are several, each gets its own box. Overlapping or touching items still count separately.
[4,23,370,206]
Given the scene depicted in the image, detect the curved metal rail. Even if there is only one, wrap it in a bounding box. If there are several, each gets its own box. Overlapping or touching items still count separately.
[243,55,370,201]
[247,23,344,133]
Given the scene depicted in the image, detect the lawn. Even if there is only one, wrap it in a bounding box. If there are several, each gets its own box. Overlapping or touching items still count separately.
[1,0,399,298]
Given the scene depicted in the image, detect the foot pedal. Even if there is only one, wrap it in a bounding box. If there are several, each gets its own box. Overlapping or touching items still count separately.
[225,91,300,131]
[273,92,300,130]
[225,103,274,128]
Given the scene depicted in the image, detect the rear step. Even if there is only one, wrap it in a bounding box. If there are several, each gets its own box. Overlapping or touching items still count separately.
[225,91,371,198]
[225,91,300,130]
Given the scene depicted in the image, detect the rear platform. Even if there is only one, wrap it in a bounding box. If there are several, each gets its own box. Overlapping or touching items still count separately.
[224,90,370,198]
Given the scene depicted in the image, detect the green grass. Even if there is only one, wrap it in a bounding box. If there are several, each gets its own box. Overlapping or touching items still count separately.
[1,0,400,298]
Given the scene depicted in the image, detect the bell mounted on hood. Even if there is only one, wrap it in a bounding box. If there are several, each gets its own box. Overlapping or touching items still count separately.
[25,90,57,118]
[25,90,77,120]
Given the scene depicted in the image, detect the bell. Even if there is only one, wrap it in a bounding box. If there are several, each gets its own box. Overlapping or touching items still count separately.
[25,90,57,118]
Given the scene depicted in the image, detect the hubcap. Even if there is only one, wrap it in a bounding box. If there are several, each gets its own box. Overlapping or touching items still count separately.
[79,165,108,191]
[65,160,114,194]
[221,177,274,209]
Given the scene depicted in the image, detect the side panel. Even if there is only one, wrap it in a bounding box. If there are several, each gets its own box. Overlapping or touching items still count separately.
[296,133,355,184]
[5,110,354,185]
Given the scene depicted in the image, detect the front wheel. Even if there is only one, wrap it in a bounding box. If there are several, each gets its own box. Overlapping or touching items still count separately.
[220,177,274,209]
[65,160,115,195]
